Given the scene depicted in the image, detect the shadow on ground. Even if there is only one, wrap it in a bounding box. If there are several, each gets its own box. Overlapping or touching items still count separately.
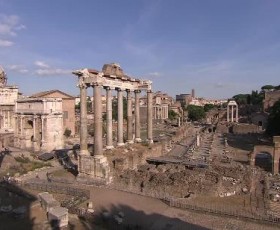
[83,203,209,230]
[0,181,37,230]
[226,133,272,152]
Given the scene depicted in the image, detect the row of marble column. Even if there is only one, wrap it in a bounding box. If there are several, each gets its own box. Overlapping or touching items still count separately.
[153,105,168,120]
[226,105,238,122]
[79,85,153,156]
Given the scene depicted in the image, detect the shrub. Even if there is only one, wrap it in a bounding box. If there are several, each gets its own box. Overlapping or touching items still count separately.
[64,128,72,138]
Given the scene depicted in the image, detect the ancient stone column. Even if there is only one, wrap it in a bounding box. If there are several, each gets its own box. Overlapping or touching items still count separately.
[7,111,10,129]
[14,115,18,136]
[147,90,153,143]
[80,84,89,155]
[231,105,234,122]
[33,116,36,140]
[117,88,124,146]
[236,105,238,122]
[94,84,103,155]
[20,116,23,136]
[41,116,45,142]
[105,87,114,149]
[135,90,141,142]
[126,90,133,144]
[227,105,229,122]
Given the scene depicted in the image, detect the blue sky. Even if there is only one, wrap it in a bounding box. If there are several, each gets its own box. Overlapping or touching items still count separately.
[0,0,280,99]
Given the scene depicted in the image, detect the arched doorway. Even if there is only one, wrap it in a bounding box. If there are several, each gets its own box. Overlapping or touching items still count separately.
[255,152,273,172]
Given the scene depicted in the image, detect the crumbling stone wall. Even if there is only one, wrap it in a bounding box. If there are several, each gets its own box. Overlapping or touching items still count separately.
[113,162,253,199]
[232,123,260,134]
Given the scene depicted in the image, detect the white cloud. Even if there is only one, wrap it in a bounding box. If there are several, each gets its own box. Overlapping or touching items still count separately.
[0,14,25,36]
[35,68,70,76]
[0,39,13,47]
[33,61,70,76]
[34,61,49,68]
[147,72,161,77]
[7,65,29,73]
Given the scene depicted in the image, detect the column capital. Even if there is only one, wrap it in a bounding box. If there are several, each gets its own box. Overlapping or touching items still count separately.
[147,90,153,93]
[104,86,113,90]
[78,81,87,89]
[134,89,141,93]
[116,87,124,92]
[91,82,103,87]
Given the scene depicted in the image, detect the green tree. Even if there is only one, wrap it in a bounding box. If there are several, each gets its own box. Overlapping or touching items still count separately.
[64,128,71,138]
[112,98,127,121]
[187,105,205,121]
[233,94,249,105]
[168,110,178,120]
[266,100,280,136]
[261,85,275,91]
[204,104,215,112]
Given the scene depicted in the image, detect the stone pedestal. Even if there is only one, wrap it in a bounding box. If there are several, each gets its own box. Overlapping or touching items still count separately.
[77,154,111,184]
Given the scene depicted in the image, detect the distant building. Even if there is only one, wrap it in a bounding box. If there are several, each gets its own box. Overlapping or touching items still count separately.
[14,98,64,152]
[176,93,192,107]
[140,91,173,123]
[0,66,19,132]
[30,90,75,135]
[263,89,280,111]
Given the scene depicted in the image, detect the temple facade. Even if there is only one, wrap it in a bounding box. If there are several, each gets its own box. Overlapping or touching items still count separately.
[73,63,153,183]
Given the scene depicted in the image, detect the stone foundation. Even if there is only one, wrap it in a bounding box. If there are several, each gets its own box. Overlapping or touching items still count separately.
[77,154,111,184]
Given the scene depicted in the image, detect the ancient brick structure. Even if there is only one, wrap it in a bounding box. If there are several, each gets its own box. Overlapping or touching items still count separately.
[250,136,280,174]
[0,66,19,132]
[30,90,75,135]
[14,98,64,152]
[263,90,280,111]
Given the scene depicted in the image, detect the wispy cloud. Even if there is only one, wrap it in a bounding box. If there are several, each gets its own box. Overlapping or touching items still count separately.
[7,65,29,74]
[147,72,161,77]
[34,68,70,76]
[34,61,70,76]
[0,14,25,36]
[0,39,13,47]
[0,14,25,47]
[34,61,49,68]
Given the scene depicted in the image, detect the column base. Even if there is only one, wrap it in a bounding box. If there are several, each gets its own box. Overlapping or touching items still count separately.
[117,142,125,147]
[135,138,142,143]
[78,154,112,184]
[80,149,90,155]
[146,139,153,144]
[106,145,114,150]
[126,140,134,144]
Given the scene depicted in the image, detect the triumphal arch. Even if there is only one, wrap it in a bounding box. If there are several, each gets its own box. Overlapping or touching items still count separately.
[73,63,153,183]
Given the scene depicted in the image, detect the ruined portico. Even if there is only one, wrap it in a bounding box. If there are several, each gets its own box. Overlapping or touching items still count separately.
[73,63,153,182]
[227,100,238,122]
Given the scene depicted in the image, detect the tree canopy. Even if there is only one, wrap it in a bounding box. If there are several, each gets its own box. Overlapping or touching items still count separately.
[266,99,280,136]
[168,110,178,120]
[204,103,215,112]
[187,105,205,121]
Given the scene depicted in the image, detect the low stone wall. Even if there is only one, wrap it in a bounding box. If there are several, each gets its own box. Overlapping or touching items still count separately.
[0,132,14,148]
[107,125,188,173]
[216,124,229,133]
[232,123,260,134]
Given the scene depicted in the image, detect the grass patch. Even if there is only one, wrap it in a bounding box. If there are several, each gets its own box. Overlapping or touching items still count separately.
[7,157,52,176]
[14,156,30,163]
